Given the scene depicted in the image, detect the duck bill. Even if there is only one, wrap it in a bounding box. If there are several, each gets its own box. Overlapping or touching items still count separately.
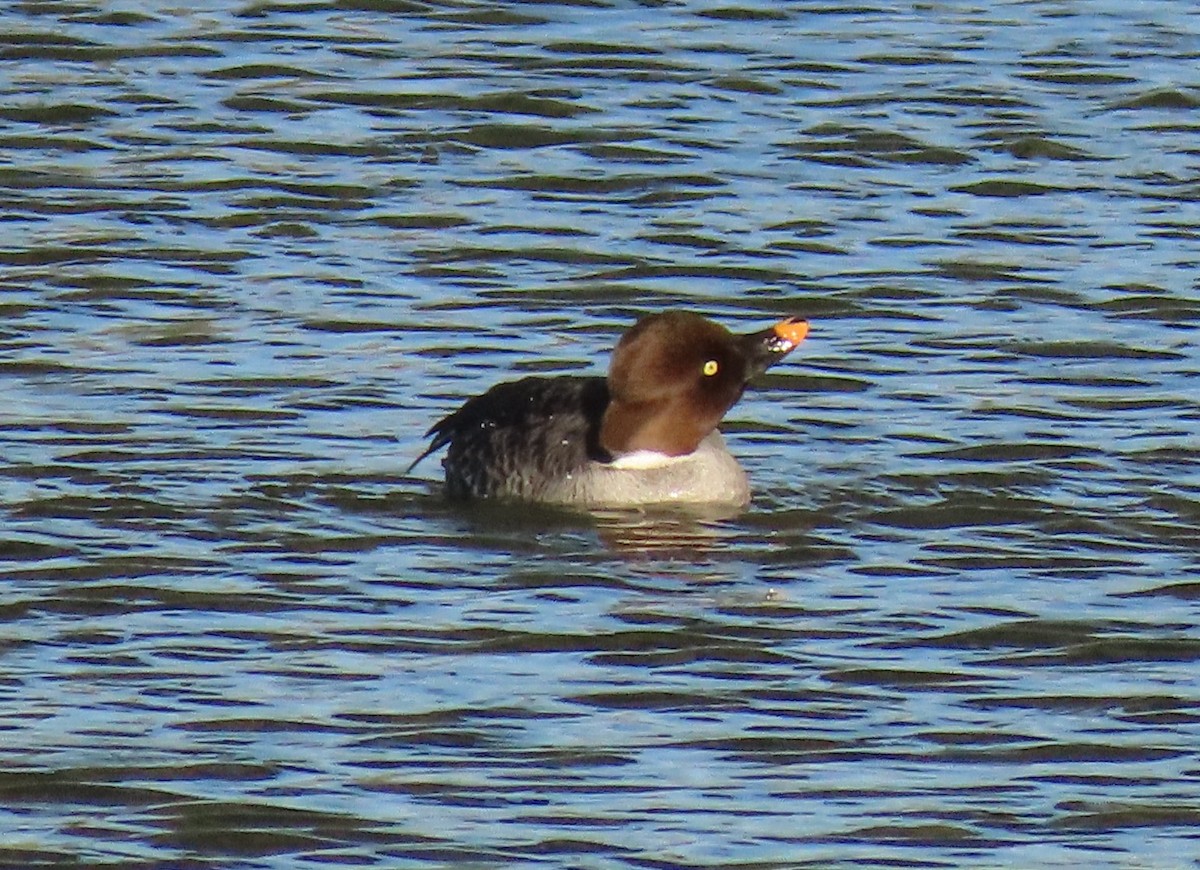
[740,316,809,378]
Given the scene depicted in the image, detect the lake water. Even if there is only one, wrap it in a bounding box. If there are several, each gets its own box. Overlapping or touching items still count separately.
[2,1,1199,867]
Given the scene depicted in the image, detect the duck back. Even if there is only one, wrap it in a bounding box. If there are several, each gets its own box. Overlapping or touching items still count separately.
[425,375,610,500]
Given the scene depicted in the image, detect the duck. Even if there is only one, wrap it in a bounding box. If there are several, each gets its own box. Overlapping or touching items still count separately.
[409,310,809,508]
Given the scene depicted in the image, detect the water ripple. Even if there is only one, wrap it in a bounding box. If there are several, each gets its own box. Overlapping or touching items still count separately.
[2,1,1200,868]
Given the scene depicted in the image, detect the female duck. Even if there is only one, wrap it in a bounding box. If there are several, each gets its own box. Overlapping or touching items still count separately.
[411,311,809,508]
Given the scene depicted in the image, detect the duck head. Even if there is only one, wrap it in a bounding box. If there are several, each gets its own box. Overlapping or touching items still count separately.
[599,311,808,459]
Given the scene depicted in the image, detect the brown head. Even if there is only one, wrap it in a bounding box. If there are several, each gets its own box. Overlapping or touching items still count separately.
[598,311,809,458]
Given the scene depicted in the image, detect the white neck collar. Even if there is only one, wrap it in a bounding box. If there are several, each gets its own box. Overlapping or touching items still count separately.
[609,449,689,470]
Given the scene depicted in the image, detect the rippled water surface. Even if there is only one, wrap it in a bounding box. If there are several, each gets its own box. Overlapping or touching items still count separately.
[3,1,1200,867]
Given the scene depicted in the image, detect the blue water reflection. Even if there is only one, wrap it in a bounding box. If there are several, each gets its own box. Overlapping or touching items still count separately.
[1,0,1199,867]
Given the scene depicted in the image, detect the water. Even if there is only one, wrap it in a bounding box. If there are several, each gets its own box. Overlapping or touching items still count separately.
[2,1,1199,867]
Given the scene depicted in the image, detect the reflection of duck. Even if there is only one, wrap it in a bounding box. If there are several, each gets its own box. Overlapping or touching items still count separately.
[592,505,747,561]
[411,311,809,508]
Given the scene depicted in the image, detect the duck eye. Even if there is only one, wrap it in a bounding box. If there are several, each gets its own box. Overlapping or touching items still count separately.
[702,359,719,376]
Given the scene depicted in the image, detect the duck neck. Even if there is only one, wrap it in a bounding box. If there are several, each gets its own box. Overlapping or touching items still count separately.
[598,397,708,461]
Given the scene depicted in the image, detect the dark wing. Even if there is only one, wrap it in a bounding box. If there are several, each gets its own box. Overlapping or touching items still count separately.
[410,375,610,499]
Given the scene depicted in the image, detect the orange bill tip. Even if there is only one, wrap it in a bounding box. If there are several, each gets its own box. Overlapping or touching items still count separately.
[772,317,809,346]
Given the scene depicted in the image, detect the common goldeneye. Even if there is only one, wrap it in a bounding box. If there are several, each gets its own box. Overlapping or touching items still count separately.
[410,310,809,507]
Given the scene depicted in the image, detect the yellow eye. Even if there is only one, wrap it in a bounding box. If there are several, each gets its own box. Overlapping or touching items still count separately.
[702,359,719,376]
